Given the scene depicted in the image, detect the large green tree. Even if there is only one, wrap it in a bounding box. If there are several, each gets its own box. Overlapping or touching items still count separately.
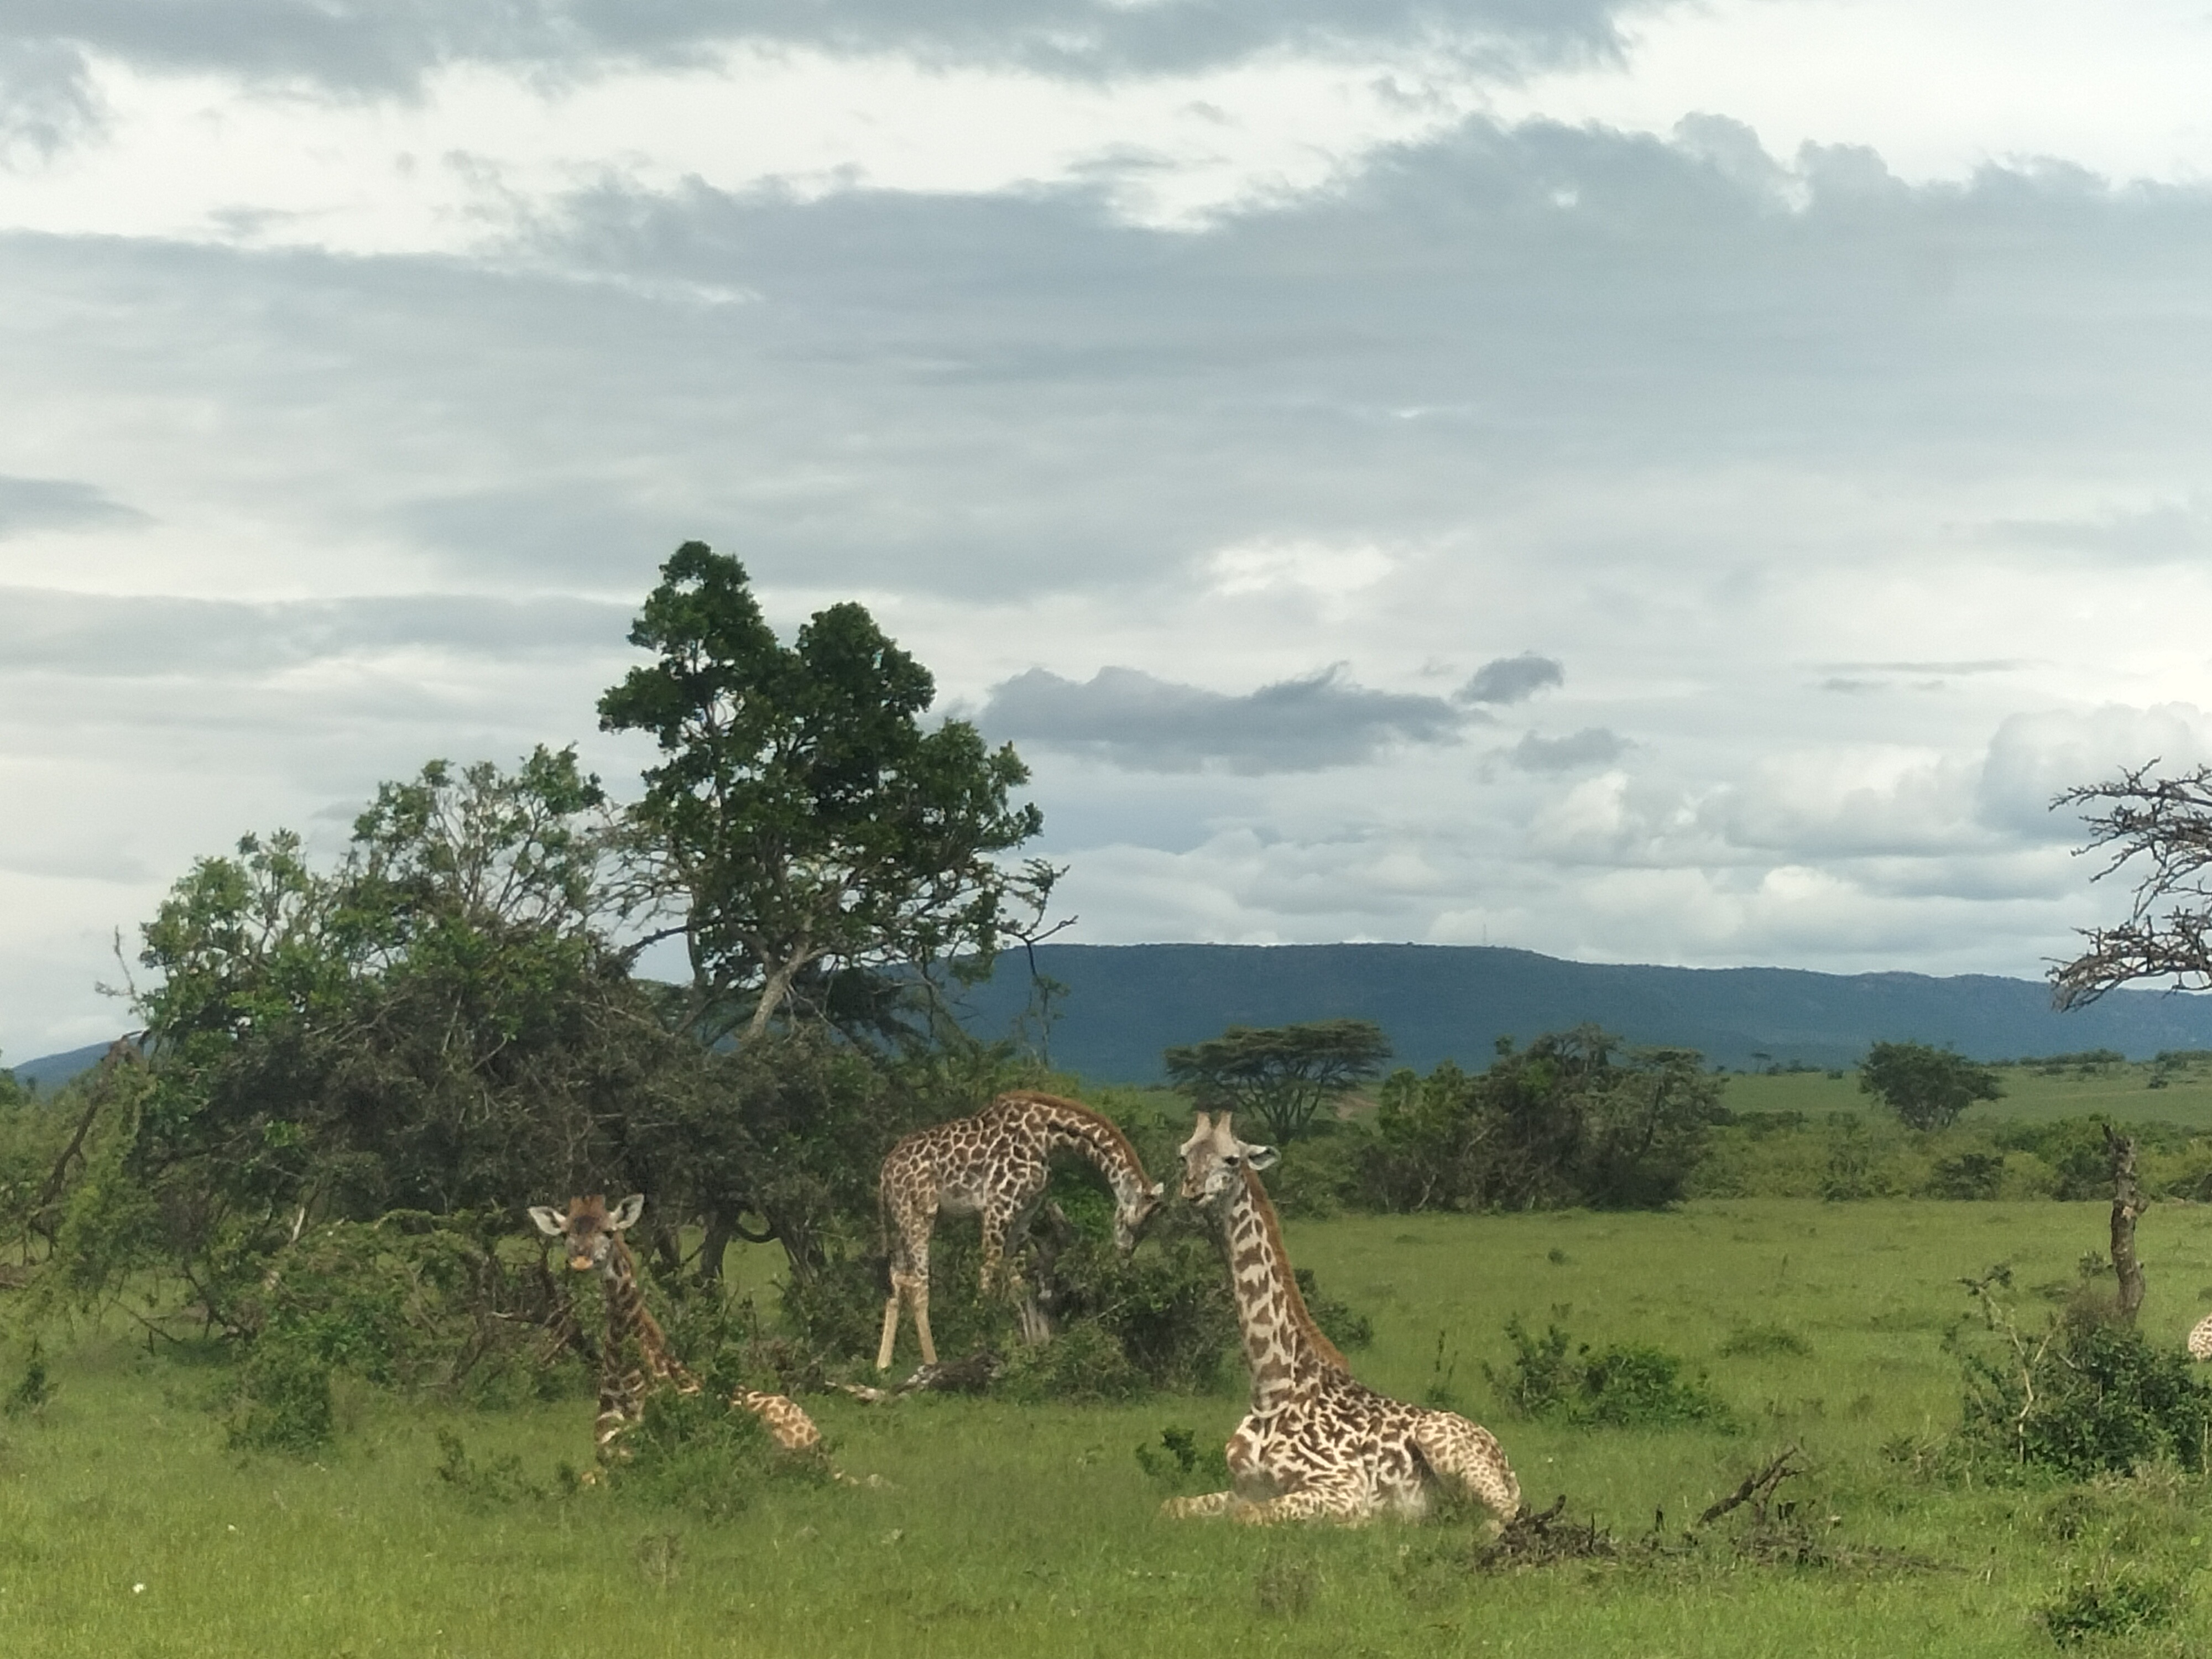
[1164,1019,1392,1144]
[598,542,1054,1042]
[1858,1040,2003,1132]
[105,748,727,1316]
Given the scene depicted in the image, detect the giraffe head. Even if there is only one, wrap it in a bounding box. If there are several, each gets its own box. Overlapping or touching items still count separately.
[1176,1112,1277,1210]
[529,1193,646,1272]
[1113,1177,1168,1254]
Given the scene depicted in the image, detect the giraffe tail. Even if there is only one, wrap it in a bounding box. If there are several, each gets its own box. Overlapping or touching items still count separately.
[1411,1409,1521,1522]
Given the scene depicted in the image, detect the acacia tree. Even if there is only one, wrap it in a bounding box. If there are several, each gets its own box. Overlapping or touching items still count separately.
[1858,1040,2003,1131]
[598,542,1055,1042]
[1164,1019,1392,1144]
[2053,761,2212,1007]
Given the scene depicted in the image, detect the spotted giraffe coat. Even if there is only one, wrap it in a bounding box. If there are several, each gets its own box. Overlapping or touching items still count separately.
[1163,1113,1521,1525]
[529,1194,823,1457]
[875,1091,1162,1370]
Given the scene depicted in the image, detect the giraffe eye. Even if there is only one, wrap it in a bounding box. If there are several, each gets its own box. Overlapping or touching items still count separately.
[1224,1155,1241,1166]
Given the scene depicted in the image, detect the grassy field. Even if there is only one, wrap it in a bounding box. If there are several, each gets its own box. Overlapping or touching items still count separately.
[1723,1056,2212,1129]
[10,1196,2212,1657]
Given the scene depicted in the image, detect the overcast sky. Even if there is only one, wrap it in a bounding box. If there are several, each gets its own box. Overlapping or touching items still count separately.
[7,0,2212,1061]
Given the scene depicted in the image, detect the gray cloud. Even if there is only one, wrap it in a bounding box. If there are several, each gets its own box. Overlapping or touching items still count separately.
[0,588,632,677]
[979,664,1467,772]
[0,474,141,536]
[1457,651,1562,705]
[0,0,1652,92]
[1511,727,1626,772]
[1983,501,2210,561]
[0,38,98,163]
[1823,660,2026,675]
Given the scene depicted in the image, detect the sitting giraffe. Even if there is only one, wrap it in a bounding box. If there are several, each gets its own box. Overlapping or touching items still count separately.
[1163,1112,1521,1525]
[529,1193,823,1458]
[876,1091,1165,1371]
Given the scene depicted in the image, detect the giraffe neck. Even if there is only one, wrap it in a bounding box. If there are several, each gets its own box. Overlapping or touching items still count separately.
[1022,1094,1152,1211]
[599,1237,692,1389]
[1217,1167,1347,1412]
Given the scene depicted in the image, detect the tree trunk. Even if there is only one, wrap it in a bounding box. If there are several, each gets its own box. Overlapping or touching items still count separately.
[2106,1125,2146,1323]
[695,1213,733,1286]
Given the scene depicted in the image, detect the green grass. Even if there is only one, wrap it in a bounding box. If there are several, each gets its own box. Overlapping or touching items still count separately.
[1724,1058,2212,1129]
[11,1197,2212,1656]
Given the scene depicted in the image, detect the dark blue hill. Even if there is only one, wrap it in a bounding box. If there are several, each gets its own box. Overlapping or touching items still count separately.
[951,943,2212,1083]
[22,944,2212,1093]
[6,1041,114,1095]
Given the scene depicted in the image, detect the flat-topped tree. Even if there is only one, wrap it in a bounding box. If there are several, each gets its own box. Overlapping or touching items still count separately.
[1165,1019,1391,1144]
[598,541,1055,1044]
[1858,1040,2002,1132]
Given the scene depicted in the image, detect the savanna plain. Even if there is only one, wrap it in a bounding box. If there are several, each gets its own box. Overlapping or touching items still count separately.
[11,1063,2212,1657]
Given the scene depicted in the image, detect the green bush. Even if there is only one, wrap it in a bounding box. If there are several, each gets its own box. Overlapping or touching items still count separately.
[999,1319,1143,1403]
[1924,1150,2005,1201]
[779,1203,1241,1398]
[229,1346,335,1453]
[601,1385,821,1519]
[2039,1569,2184,1646]
[1488,1316,1734,1429]
[1958,1311,2212,1479]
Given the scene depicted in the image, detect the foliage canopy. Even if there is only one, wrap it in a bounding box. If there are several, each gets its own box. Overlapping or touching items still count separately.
[1162,1018,1391,1144]
[1359,1026,1724,1211]
[1858,1040,2004,1132]
[597,541,1053,1042]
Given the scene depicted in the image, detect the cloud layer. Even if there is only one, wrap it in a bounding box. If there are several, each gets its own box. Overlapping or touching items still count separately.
[5,1,2212,1061]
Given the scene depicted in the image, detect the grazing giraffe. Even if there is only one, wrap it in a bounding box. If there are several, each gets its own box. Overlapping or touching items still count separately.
[2189,1313,2212,1362]
[875,1091,1165,1371]
[1162,1112,1521,1526]
[529,1193,823,1457]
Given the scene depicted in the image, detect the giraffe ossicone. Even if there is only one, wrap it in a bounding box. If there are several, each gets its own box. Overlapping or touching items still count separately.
[529,1192,825,1458]
[875,1091,1165,1371]
[1164,1110,1522,1526]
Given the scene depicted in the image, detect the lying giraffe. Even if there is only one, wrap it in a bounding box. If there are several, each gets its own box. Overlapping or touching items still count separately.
[876,1091,1164,1371]
[2189,1313,2212,1362]
[529,1193,823,1458]
[1163,1112,1521,1525]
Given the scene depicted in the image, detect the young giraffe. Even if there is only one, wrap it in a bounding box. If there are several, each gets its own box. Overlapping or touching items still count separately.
[876,1091,1165,1371]
[1163,1112,1521,1525]
[529,1193,822,1457]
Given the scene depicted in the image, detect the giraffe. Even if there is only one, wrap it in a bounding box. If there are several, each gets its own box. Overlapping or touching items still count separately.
[2189,1313,2212,1362]
[529,1193,824,1457]
[1161,1112,1521,1526]
[875,1090,1165,1371]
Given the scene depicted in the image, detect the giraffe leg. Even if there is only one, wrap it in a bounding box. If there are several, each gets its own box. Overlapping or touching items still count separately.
[910,1268,938,1367]
[1161,1489,1244,1519]
[875,1290,903,1372]
[1231,1482,1374,1525]
[1411,1410,1521,1522]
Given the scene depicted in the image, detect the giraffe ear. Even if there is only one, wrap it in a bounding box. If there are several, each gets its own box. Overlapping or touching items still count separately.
[527,1206,567,1238]
[1245,1144,1280,1172]
[609,1193,646,1230]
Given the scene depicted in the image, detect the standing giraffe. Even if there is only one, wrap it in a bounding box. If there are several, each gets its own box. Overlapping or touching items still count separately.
[1162,1112,1521,1525]
[529,1193,823,1457]
[875,1091,1165,1371]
